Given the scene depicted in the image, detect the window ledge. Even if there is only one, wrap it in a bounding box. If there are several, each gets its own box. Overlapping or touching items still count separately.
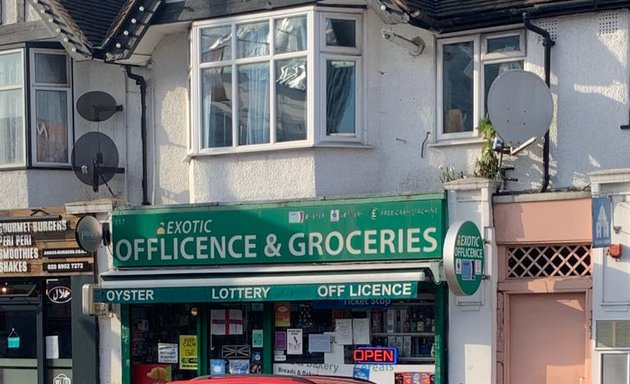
[429,137,484,148]
[184,142,373,161]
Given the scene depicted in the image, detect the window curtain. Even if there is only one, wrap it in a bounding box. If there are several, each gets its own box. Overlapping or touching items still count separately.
[36,90,68,163]
[201,27,232,148]
[275,17,307,142]
[237,24,270,145]
[0,53,23,165]
[0,90,23,165]
[326,61,354,135]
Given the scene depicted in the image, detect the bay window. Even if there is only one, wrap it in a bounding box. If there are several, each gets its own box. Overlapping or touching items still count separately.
[437,30,525,141]
[192,8,363,154]
[0,48,72,169]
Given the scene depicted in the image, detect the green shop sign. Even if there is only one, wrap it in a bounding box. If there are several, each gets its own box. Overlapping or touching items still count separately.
[111,194,445,267]
[94,281,419,304]
[443,221,486,296]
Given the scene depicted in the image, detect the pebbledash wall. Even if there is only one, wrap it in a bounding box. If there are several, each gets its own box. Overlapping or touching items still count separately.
[89,5,630,384]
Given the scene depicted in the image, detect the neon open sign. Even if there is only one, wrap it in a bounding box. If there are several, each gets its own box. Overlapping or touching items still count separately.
[353,347,398,364]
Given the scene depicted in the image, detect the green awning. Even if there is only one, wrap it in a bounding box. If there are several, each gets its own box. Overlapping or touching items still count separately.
[91,263,438,304]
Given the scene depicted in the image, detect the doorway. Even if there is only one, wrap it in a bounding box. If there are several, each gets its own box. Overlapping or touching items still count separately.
[0,304,42,383]
[507,292,589,384]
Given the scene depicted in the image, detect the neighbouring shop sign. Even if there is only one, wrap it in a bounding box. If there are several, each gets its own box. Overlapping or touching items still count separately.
[443,221,485,296]
[0,207,94,277]
[93,281,419,304]
[111,194,445,267]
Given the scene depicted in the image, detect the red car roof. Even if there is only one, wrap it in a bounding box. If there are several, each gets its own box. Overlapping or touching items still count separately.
[168,374,376,384]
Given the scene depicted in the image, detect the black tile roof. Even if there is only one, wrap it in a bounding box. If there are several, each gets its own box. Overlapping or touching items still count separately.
[397,0,630,32]
[57,0,128,47]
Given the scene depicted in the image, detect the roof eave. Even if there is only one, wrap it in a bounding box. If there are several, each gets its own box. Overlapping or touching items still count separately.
[103,0,163,63]
[27,0,93,60]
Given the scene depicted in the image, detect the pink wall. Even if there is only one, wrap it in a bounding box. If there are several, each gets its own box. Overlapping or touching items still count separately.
[494,198,592,244]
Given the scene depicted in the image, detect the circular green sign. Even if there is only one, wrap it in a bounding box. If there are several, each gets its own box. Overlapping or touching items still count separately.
[443,221,485,296]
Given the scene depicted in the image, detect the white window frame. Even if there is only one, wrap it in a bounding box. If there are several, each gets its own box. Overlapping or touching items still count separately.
[29,48,72,167]
[0,49,26,169]
[318,11,363,144]
[190,6,364,155]
[437,29,525,142]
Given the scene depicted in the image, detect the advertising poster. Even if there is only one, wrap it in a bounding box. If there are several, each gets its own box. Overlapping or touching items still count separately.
[132,364,172,384]
[252,329,264,348]
[275,302,291,327]
[179,335,198,370]
[335,319,353,345]
[158,343,178,364]
[286,329,303,355]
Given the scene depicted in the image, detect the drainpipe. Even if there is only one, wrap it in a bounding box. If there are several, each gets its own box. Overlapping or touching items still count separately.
[125,66,150,205]
[523,13,555,193]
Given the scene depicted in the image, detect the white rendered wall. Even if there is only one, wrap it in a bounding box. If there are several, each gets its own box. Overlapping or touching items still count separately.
[589,169,630,384]
[0,57,147,210]
[149,9,474,205]
[445,179,497,384]
[502,11,630,191]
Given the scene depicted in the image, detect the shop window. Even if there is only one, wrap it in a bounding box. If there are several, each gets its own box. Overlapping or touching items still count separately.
[208,303,265,374]
[437,30,525,141]
[272,297,436,367]
[45,278,72,358]
[130,304,198,382]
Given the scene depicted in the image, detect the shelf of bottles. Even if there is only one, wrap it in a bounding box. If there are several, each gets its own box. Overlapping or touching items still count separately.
[369,298,435,364]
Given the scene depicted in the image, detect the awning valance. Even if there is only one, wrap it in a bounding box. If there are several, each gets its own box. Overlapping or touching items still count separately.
[91,262,441,304]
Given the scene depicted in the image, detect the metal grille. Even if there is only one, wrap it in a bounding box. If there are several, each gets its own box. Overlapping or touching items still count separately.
[507,244,591,278]
[535,19,558,42]
[598,12,619,35]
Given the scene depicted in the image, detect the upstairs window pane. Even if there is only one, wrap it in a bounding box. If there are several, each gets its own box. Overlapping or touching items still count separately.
[486,35,520,54]
[275,16,307,54]
[34,53,67,84]
[325,18,356,48]
[237,21,269,58]
[442,41,473,133]
[326,60,355,135]
[201,26,232,62]
[201,67,233,148]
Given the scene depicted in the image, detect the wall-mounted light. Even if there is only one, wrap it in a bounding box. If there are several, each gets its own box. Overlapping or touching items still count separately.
[382,29,425,56]
[0,214,62,223]
[607,243,622,261]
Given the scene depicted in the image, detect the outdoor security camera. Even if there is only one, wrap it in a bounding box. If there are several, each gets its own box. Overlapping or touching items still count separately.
[382,29,425,56]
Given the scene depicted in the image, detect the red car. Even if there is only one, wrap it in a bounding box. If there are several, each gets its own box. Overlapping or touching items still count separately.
[167,374,376,384]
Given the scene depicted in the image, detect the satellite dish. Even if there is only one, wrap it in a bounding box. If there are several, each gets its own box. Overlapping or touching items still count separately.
[487,70,553,149]
[71,132,124,192]
[76,91,122,122]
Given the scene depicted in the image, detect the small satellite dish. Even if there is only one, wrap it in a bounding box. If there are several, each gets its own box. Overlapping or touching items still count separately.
[76,91,122,122]
[487,70,553,149]
[71,132,124,192]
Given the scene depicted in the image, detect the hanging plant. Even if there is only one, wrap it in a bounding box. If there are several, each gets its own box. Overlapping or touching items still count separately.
[474,116,499,179]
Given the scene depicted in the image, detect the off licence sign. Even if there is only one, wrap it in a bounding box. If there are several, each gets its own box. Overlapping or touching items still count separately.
[93,281,418,304]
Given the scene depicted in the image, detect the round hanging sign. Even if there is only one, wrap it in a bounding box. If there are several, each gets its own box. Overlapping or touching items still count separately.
[75,215,102,253]
[443,221,485,296]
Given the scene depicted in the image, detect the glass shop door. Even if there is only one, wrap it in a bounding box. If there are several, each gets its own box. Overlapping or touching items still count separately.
[0,304,42,384]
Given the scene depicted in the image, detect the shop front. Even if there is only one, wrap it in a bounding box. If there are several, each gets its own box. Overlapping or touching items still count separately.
[0,207,97,384]
[92,194,449,384]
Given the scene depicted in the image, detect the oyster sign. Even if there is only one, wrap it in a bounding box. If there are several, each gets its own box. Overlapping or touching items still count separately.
[111,195,446,267]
